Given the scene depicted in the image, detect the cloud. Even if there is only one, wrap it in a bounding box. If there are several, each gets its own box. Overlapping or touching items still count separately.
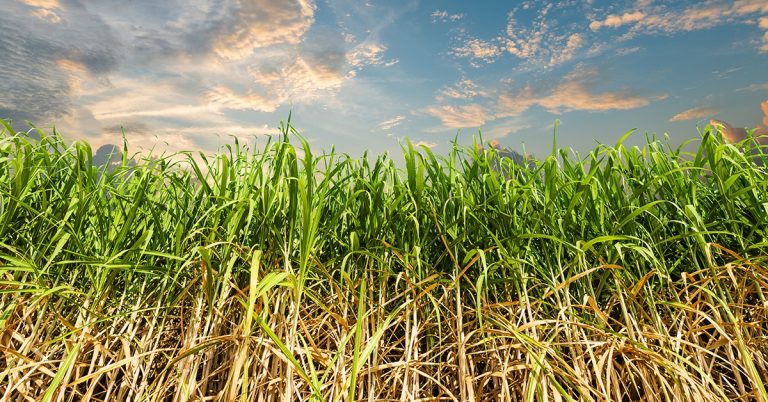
[669,106,718,122]
[424,66,663,133]
[0,0,398,151]
[413,140,438,148]
[763,100,768,127]
[763,31,768,53]
[589,11,645,31]
[738,82,768,91]
[207,87,278,113]
[378,115,405,130]
[423,104,491,128]
[710,101,768,144]
[347,42,394,68]
[19,0,63,23]
[499,67,665,116]
[451,38,503,67]
[211,53,348,112]
[212,0,316,60]
[760,16,768,29]
[431,10,463,23]
[0,1,117,128]
[616,46,641,56]
[588,1,768,52]
[437,79,485,101]
[505,13,547,60]
[503,6,587,67]
[549,33,584,66]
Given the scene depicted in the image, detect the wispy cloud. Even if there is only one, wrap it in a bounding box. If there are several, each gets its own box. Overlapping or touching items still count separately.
[0,1,117,126]
[212,0,316,60]
[423,104,491,128]
[437,79,485,101]
[503,5,587,67]
[20,0,63,23]
[413,140,438,148]
[379,115,405,130]
[424,65,665,132]
[347,42,395,68]
[589,1,768,52]
[738,82,768,91]
[589,11,645,31]
[0,0,397,150]
[431,10,463,23]
[498,67,666,116]
[451,38,503,67]
[669,106,718,122]
[548,33,584,66]
[616,46,641,56]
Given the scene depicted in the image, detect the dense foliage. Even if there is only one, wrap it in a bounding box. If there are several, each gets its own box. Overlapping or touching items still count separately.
[1,120,767,401]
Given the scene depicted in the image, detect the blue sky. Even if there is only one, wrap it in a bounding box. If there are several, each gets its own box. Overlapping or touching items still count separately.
[1,0,767,158]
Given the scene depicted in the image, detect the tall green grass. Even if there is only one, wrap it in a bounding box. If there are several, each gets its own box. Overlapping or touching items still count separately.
[0,119,767,401]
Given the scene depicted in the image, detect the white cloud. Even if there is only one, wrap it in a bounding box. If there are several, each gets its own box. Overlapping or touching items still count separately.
[431,10,464,23]
[738,82,768,91]
[437,79,484,101]
[379,115,405,130]
[413,140,438,148]
[207,86,279,113]
[504,7,586,67]
[347,42,391,68]
[616,46,641,56]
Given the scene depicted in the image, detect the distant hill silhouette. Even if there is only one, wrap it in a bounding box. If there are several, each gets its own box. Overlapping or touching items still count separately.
[476,139,534,176]
[93,144,123,167]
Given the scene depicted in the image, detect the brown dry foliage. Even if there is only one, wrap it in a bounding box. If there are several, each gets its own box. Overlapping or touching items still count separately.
[1,251,766,401]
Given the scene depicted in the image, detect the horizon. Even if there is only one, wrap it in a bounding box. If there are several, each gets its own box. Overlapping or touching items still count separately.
[1,0,767,158]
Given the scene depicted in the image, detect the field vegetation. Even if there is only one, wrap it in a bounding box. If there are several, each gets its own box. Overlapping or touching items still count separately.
[1,119,767,401]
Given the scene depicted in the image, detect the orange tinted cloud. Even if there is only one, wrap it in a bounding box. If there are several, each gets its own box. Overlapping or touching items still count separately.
[505,8,585,67]
[589,11,645,30]
[710,100,768,144]
[347,42,390,68]
[670,106,718,122]
[213,0,316,60]
[589,1,768,53]
[208,54,349,112]
[437,79,484,101]
[451,38,502,66]
[19,0,62,23]
[424,104,491,128]
[549,33,584,66]
[499,67,664,116]
[763,100,768,127]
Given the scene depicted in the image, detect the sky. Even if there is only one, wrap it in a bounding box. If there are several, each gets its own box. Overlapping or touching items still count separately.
[1,0,767,159]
